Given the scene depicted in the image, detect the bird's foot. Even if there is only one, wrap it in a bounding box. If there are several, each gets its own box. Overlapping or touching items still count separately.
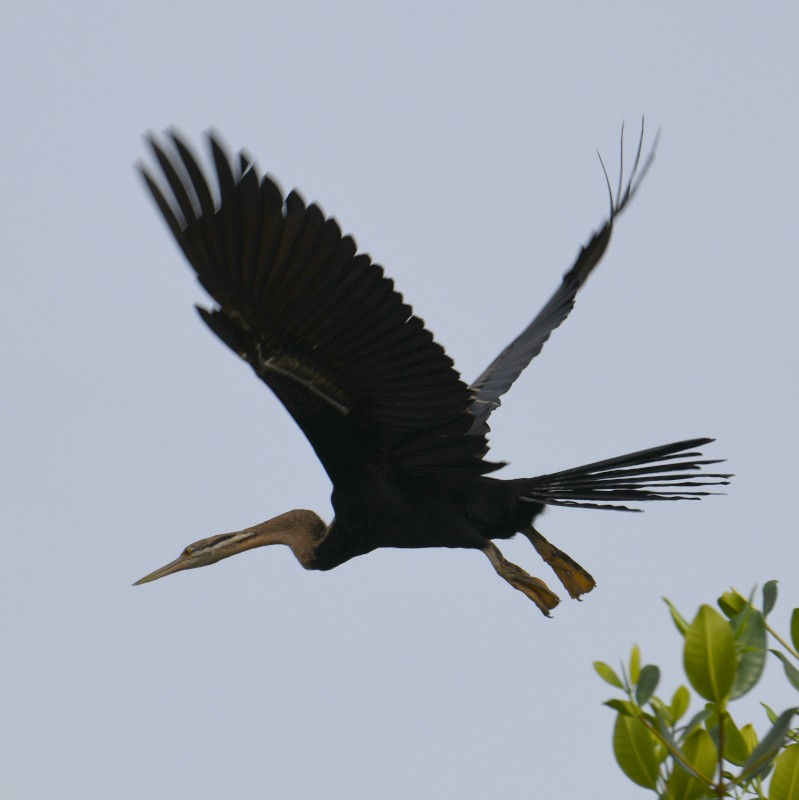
[522,526,596,600]
[482,541,560,616]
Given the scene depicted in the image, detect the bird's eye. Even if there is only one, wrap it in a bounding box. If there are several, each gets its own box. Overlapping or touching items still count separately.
[183,546,193,557]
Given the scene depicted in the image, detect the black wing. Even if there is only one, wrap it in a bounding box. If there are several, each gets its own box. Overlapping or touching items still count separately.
[468,124,657,438]
[139,131,501,481]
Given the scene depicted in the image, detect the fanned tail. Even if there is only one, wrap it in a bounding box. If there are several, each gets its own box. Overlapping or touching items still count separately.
[520,437,730,511]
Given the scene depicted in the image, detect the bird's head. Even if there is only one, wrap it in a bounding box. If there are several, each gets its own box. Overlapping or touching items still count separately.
[133,531,253,585]
[133,510,328,585]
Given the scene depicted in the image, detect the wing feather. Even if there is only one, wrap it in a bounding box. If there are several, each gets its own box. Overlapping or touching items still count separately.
[468,123,658,439]
[140,132,497,480]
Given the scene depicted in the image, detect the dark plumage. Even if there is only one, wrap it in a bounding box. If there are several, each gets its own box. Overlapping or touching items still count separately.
[134,127,729,614]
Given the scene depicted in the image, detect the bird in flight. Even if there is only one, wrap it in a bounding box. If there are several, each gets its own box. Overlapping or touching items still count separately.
[134,127,728,614]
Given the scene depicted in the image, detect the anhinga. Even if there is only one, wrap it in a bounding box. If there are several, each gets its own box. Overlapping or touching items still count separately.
[134,127,728,615]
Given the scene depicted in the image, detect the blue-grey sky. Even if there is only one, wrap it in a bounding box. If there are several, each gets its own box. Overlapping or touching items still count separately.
[3,2,798,798]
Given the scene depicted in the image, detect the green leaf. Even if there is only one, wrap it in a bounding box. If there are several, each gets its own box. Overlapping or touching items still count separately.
[612,714,660,789]
[770,743,799,800]
[722,716,750,767]
[652,710,704,782]
[763,702,779,725]
[683,707,713,737]
[636,664,660,706]
[763,580,779,617]
[771,650,799,692]
[738,707,799,781]
[604,699,638,717]
[718,589,747,618]
[671,685,691,723]
[665,597,689,635]
[684,605,737,703]
[740,724,758,757]
[705,710,749,767]
[630,644,641,685]
[664,728,717,800]
[594,660,625,689]
[731,607,767,699]
[791,609,799,655]
[650,696,672,727]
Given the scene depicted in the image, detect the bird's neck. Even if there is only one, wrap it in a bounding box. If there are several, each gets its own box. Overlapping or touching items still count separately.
[236,509,329,570]
[232,512,369,572]
[306,519,375,571]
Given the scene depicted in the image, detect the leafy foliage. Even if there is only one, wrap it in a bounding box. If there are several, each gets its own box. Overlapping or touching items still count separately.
[594,582,799,799]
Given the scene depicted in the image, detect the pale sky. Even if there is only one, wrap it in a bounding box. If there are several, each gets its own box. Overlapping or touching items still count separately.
[3,2,798,798]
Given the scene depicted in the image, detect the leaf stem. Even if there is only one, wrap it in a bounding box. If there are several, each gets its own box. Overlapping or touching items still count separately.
[716,708,726,799]
[765,621,799,660]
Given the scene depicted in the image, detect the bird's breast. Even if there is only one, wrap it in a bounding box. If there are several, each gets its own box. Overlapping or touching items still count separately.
[330,470,489,551]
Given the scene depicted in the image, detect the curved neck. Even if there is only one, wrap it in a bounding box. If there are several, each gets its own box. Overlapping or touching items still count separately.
[236,509,328,569]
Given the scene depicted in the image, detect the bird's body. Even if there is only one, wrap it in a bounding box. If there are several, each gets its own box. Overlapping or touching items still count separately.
[326,473,528,565]
[135,127,728,614]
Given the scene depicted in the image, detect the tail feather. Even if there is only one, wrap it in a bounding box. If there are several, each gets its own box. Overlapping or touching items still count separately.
[520,437,730,512]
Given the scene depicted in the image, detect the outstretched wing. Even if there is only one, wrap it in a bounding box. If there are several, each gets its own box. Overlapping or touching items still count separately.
[468,125,657,438]
[139,132,501,482]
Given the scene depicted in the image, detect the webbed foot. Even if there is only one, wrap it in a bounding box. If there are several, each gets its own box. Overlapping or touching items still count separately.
[482,541,561,616]
[522,525,596,600]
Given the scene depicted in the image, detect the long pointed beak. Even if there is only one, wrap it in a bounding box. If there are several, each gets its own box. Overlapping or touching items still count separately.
[133,553,198,585]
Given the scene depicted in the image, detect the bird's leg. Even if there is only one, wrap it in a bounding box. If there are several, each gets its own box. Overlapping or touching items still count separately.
[521,526,596,600]
[482,541,560,616]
